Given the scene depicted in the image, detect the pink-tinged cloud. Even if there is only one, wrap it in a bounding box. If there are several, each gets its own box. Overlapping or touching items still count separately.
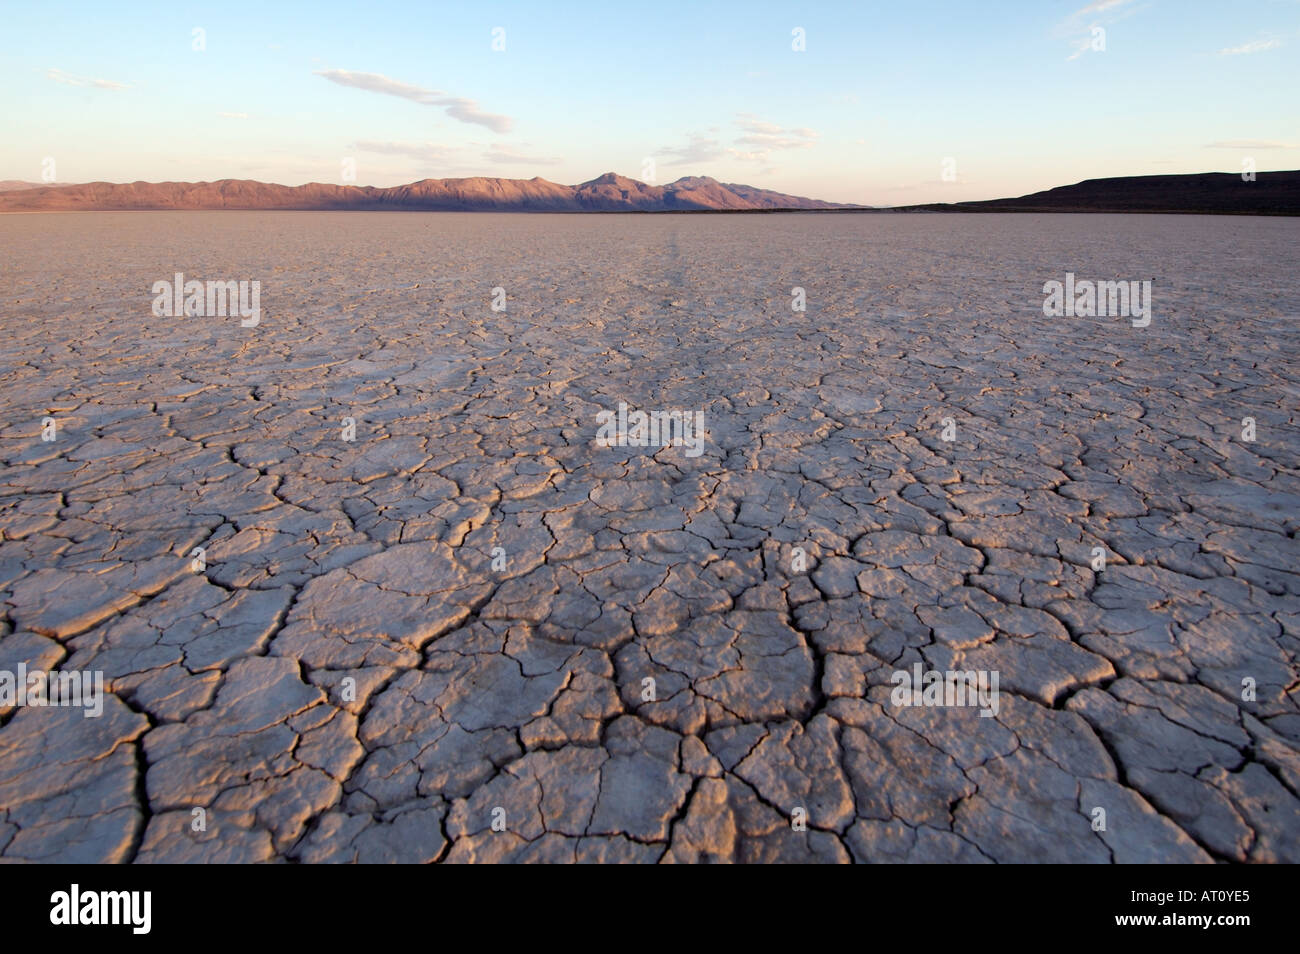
[315,69,513,133]
[47,68,130,90]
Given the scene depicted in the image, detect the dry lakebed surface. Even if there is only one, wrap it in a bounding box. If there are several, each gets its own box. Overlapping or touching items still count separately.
[0,210,1297,863]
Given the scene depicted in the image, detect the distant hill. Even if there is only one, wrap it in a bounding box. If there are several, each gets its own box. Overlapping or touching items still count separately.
[900,171,1300,215]
[0,180,71,193]
[0,173,851,212]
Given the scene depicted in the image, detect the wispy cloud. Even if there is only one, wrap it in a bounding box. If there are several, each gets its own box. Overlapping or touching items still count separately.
[316,70,435,104]
[659,134,727,165]
[1056,0,1140,60]
[315,69,512,133]
[46,67,130,90]
[1205,139,1297,149]
[1066,35,1098,60]
[355,139,563,171]
[352,140,464,162]
[659,117,819,167]
[483,144,562,166]
[735,116,817,152]
[1074,0,1134,14]
[1217,38,1282,56]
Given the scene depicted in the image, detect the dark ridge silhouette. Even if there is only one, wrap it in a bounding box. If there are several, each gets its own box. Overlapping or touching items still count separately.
[898,171,1300,216]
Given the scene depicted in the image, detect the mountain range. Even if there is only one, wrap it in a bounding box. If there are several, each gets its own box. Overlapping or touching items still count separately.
[0,173,849,212]
[1,170,1296,214]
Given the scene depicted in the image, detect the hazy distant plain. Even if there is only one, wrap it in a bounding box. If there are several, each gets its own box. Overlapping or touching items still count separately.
[1,212,1297,863]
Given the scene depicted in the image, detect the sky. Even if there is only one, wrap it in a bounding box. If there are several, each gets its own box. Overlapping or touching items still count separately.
[2,0,1298,205]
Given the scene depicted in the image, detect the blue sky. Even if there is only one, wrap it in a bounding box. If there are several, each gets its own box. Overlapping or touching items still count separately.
[3,0,1297,204]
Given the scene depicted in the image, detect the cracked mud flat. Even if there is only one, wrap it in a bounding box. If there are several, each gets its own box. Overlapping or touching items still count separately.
[1,210,1298,864]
